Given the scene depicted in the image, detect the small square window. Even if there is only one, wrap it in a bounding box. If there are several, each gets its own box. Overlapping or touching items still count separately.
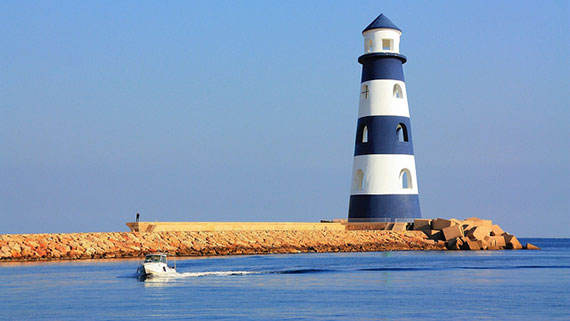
[382,39,393,51]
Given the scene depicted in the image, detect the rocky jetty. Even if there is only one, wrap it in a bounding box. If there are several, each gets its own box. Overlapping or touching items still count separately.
[0,218,538,262]
[414,217,539,251]
[0,230,443,262]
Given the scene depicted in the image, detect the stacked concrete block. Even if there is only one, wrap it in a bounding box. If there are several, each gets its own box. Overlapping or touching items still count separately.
[425,230,443,241]
[486,236,506,250]
[446,237,464,250]
[466,226,492,241]
[442,226,463,241]
[465,217,493,226]
[413,219,432,231]
[462,239,483,250]
[504,234,523,249]
[432,218,454,230]
[415,217,530,251]
[391,222,409,231]
[490,225,505,236]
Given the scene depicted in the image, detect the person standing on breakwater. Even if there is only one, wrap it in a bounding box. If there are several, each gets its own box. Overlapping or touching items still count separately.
[136,212,140,222]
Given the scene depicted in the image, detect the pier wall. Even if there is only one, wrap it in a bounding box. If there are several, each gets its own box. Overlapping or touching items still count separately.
[0,229,442,262]
[126,221,348,233]
[124,221,415,233]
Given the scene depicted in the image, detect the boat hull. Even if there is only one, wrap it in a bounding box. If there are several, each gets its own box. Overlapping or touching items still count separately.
[137,262,176,278]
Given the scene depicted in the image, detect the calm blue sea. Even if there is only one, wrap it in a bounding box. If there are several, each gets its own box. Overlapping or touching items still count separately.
[1,238,569,320]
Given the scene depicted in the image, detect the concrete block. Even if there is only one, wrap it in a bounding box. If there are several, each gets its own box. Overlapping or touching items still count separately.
[490,225,505,236]
[413,219,432,230]
[463,226,476,236]
[391,222,408,231]
[462,222,473,229]
[464,217,493,227]
[480,239,489,250]
[424,230,443,241]
[450,218,463,226]
[446,237,463,250]
[466,226,492,241]
[442,225,464,241]
[462,240,482,250]
[432,218,453,230]
[504,235,523,250]
[487,236,506,249]
[476,239,484,248]
[524,243,541,250]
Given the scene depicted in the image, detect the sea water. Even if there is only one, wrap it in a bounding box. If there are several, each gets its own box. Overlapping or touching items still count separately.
[0,238,568,320]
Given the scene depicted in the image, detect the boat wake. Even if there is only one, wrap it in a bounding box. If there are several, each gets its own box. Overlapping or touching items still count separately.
[176,271,257,278]
[138,270,257,284]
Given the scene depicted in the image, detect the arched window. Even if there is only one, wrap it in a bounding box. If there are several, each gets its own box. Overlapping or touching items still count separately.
[396,123,408,142]
[400,169,412,189]
[393,84,403,99]
[362,126,368,143]
[353,169,364,191]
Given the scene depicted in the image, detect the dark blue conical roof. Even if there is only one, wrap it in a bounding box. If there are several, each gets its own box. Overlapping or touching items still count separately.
[362,14,401,33]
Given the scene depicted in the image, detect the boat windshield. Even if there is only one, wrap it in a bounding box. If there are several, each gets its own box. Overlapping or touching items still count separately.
[144,255,165,263]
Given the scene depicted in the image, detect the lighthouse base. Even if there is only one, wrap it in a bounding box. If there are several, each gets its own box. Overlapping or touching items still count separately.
[348,194,421,222]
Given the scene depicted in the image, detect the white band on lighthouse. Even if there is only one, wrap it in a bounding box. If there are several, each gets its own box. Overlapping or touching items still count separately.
[359,80,409,118]
[351,154,419,195]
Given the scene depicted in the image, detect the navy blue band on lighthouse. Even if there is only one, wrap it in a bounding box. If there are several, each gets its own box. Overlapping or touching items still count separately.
[348,194,421,222]
[359,53,406,82]
[354,116,414,156]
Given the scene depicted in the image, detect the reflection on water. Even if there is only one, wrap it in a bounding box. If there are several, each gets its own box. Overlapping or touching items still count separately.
[142,276,174,287]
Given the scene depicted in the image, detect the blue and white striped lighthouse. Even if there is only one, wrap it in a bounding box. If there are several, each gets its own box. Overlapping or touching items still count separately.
[348,14,421,222]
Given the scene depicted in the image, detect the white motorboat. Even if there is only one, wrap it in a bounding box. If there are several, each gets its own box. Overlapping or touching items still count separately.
[137,253,177,278]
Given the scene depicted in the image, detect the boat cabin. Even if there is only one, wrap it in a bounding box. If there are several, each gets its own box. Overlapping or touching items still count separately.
[144,254,167,264]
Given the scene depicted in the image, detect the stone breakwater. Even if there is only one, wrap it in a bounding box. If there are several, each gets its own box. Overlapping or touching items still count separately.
[414,217,540,250]
[0,230,443,262]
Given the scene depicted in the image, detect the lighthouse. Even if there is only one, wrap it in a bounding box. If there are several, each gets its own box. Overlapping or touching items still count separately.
[348,14,421,222]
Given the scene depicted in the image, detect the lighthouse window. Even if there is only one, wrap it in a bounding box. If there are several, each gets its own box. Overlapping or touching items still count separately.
[400,169,412,189]
[393,84,403,99]
[362,126,368,143]
[367,40,373,52]
[382,39,393,51]
[361,85,369,99]
[396,123,408,142]
[353,169,364,191]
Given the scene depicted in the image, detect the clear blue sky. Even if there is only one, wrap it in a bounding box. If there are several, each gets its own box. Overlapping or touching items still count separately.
[1,1,568,237]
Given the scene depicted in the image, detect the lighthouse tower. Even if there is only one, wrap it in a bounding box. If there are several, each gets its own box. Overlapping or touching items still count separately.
[348,14,421,222]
